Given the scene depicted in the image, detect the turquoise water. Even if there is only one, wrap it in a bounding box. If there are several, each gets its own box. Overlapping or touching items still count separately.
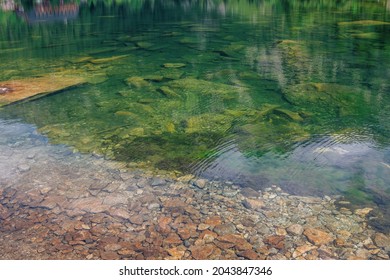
[1,0,390,214]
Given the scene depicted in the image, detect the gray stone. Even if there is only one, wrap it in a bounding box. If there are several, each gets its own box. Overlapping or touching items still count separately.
[18,164,31,172]
[240,187,260,198]
[27,153,36,159]
[287,224,304,236]
[151,178,166,187]
[147,203,161,210]
[213,223,236,235]
[193,179,207,189]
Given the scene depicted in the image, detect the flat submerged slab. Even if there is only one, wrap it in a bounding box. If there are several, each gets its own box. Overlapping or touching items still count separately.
[0,75,86,107]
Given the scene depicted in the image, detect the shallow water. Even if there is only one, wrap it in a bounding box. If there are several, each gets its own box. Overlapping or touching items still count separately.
[1,0,390,219]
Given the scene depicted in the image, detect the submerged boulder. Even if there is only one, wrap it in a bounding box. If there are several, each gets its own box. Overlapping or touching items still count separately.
[185,113,233,134]
[282,82,372,117]
[0,75,86,107]
[235,120,310,155]
[166,78,245,99]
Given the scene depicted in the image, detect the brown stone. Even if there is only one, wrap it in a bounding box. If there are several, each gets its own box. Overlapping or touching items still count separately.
[163,198,187,209]
[198,223,210,231]
[0,204,11,219]
[166,247,186,259]
[275,228,287,236]
[118,249,137,257]
[373,233,390,248]
[255,245,271,255]
[157,216,171,232]
[217,234,251,250]
[204,216,222,226]
[305,250,319,260]
[68,197,108,213]
[164,233,182,245]
[129,215,144,225]
[100,250,120,260]
[354,208,373,217]
[214,240,235,250]
[0,75,86,107]
[242,198,264,210]
[334,238,346,247]
[90,225,108,236]
[213,223,236,235]
[104,243,122,251]
[40,195,68,209]
[177,227,191,240]
[292,244,317,258]
[103,194,129,206]
[71,230,92,241]
[199,230,218,239]
[237,250,262,260]
[108,208,131,220]
[286,224,304,236]
[240,187,260,198]
[355,249,370,259]
[190,244,215,260]
[264,235,285,250]
[303,228,334,245]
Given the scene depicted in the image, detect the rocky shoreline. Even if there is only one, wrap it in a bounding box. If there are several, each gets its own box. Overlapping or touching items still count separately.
[1,121,390,260]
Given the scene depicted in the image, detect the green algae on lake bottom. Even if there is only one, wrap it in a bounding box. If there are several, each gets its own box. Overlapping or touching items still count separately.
[1,0,390,227]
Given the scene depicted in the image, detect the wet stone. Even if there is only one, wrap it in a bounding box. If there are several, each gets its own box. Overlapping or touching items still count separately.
[304,228,334,246]
[292,244,317,258]
[18,164,31,172]
[108,208,131,220]
[129,215,144,225]
[204,216,222,227]
[0,205,11,219]
[242,198,264,210]
[166,247,186,259]
[151,178,166,187]
[192,179,207,189]
[147,203,161,210]
[237,250,261,260]
[264,235,285,250]
[214,223,236,235]
[240,187,260,198]
[164,233,182,245]
[373,233,390,248]
[100,250,120,260]
[104,243,122,251]
[190,244,215,260]
[287,224,304,236]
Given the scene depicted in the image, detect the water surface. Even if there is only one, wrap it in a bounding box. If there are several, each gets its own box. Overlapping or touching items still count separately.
[1,0,390,219]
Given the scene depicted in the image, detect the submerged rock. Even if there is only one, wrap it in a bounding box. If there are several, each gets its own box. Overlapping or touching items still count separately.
[125,77,150,88]
[0,75,85,107]
[185,113,233,134]
[166,78,245,99]
[136,42,154,49]
[282,82,372,117]
[159,86,180,98]
[89,55,129,64]
[163,63,186,68]
[338,20,390,26]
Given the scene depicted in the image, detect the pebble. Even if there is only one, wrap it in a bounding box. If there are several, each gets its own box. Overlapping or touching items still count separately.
[193,179,207,189]
[147,203,161,210]
[151,178,166,187]
[304,228,334,246]
[18,164,31,172]
[242,198,264,210]
[287,224,304,236]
